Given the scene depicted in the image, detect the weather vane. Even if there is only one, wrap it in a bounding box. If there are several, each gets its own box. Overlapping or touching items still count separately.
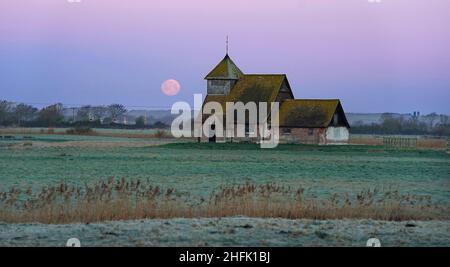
[226,35,229,55]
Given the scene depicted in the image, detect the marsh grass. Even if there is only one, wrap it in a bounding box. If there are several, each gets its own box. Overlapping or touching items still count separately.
[152,129,171,139]
[350,136,447,150]
[0,127,174,139]
[0,178,447,224]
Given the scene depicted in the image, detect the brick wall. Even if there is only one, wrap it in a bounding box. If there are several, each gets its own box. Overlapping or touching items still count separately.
[280,127,326,144]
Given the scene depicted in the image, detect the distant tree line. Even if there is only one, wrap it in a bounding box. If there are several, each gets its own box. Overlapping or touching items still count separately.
[350,113,450,136]
[2,100,448,136]
[0,100,169,129]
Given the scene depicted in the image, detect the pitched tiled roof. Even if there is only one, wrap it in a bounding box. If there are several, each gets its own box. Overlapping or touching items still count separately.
[203,94,227,111]
[204,54,244,80]
[203,74,286,108]
[228,74,286,104]
[202,74,288,122]
[278,99,349,128]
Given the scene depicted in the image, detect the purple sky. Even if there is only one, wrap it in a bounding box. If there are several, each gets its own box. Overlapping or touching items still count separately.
[0,0,449,113]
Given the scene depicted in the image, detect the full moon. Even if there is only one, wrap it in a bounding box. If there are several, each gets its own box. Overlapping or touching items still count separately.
[161,79,181,96]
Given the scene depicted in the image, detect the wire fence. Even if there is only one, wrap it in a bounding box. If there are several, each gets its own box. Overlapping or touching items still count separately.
[383,137,418,149]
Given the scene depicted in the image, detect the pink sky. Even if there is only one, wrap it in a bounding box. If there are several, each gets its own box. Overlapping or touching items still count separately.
[0,0,449,113]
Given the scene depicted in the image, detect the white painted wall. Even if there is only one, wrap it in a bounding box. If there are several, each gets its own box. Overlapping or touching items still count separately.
[326,127,349,143]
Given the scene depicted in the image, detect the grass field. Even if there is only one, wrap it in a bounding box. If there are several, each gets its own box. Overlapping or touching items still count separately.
[1,135,449,246]
[3,218,449,247]
[1,135,449,204]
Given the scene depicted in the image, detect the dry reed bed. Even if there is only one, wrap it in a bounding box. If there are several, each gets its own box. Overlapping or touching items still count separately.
[417,139,448,149]
[349,138,384,146]
[9,141,167,149]
[0,128,173,139]
[350,137,448,149]
[0,178,447,224]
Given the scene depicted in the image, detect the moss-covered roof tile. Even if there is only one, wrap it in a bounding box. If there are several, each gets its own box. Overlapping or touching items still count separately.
[202,74,287,122]
[278,99,343,127]
[204,54,244,80]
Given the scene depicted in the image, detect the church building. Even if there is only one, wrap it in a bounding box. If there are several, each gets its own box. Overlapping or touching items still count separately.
[201,54,350,144]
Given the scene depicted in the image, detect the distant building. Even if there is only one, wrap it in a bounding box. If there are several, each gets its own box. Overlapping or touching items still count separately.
[201,54,350,144]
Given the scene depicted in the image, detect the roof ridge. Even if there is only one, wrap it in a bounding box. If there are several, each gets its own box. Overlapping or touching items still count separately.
[285,99,340,101]
[244,74,286,76]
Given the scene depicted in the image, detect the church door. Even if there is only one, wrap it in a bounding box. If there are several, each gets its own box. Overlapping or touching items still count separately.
[209,124,216,143]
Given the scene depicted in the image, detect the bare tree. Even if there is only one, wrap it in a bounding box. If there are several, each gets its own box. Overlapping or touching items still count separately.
[424,112,439,131]
[439,115,449,125]
[13,103,38,126]
[91,106,108,121]
[38,103,64,127]
[76,105,92,121]
[135,116,146,128]
[0,100,14,125]
[107,104,127,122]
